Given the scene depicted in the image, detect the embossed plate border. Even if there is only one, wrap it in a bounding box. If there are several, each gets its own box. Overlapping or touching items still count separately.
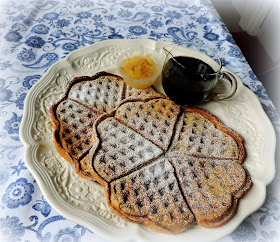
[20,39,276,241]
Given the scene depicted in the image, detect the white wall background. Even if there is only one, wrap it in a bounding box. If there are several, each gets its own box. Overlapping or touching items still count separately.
[233,0,280,64]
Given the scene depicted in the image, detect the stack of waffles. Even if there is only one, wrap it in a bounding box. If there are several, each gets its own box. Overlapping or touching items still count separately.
[50,72,252,234]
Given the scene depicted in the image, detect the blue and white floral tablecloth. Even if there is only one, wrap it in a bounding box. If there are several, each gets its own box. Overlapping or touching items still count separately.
[0,0,279,241]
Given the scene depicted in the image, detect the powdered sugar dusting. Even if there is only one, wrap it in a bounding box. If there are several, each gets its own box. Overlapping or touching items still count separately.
[51,72,251,234]
[170,156,249,226]
[109,158,195,232]
[170,112,239,159]
[125,85,165,100]
[69,76,124,112]
[56,99,99,159]
[94,117,163,182]
[115,99,180,151]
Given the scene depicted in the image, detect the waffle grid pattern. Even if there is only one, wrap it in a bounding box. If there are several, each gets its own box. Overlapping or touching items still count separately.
[51,72,251,234]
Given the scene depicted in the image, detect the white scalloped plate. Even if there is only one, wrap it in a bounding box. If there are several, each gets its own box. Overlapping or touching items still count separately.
[20,39,276,241]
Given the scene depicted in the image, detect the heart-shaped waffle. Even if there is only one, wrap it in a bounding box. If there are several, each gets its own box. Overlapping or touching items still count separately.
[51,72,252,234]
[170,156,251,228]
[89,117,163,183]
[53,99,99,162]
[108,158,196,233]
[169,107,245,161]
[115,99,180,151]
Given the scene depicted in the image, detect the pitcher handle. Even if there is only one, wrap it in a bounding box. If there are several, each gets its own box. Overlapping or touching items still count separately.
[206,71,238,101]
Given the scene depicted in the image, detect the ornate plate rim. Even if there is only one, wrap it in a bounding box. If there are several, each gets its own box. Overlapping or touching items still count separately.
[20,39,276,241]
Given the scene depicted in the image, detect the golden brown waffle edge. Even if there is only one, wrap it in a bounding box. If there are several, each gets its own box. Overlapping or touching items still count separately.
[50,72,252,234]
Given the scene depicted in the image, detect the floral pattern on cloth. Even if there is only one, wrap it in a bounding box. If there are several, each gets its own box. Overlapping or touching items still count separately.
[0,0,279,241]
